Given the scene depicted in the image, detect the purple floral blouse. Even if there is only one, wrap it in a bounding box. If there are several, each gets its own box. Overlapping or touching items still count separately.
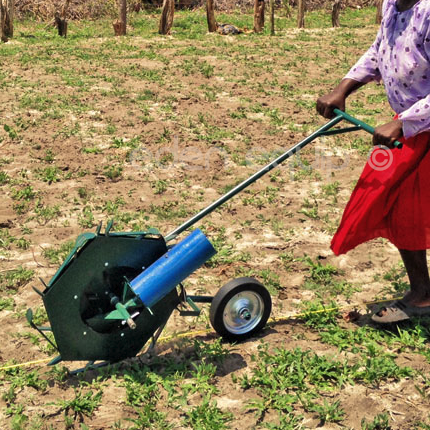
[344,0,430,138]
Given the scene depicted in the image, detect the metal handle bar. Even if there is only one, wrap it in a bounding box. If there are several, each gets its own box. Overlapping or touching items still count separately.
[165,110,400,241]
[333,108,403,149]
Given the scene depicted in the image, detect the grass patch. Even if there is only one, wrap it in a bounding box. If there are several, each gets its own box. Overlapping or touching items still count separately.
[0,267,34,292]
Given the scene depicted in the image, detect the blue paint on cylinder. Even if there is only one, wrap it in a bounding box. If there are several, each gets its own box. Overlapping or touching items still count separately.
[130,229,216,308]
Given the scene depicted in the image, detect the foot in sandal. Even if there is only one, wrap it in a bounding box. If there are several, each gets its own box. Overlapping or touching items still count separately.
[371,300,430,324]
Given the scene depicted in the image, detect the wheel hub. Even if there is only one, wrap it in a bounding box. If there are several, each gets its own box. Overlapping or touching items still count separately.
[223,292,264,335]
[240,308,251,320]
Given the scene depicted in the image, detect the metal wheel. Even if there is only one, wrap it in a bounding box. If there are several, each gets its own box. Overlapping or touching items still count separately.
[209,277,271,341]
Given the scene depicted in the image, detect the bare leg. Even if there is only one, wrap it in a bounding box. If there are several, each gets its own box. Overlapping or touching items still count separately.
[399,249,430,307]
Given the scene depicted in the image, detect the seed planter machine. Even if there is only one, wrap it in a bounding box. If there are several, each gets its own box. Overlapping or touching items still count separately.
[27,110,402,368]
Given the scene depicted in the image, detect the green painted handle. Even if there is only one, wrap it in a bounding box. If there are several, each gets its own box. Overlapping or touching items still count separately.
[333,108,403,149]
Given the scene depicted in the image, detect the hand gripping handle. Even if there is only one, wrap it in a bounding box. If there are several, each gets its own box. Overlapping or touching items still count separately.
[333,108,403,149]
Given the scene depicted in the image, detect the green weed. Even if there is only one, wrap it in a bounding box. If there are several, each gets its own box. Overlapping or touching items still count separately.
[82,146,102,154]
[1,366,48,403]
[193,338,231,364]
[203,226,250,268]
[303,256,338,284]
[57,389,102,421]
[299,299,340,329]
[34,203,61,225]
[361,413,391,430]
[239,343,350,415]
[123,369,173,430]
[36,166,61,183]
[151,179,168,195]
[355,349,414,384]
[381,263,409,296]
[305,398,345,424]
[5,403,28,429]
[182,397,232,430]
[149,201,190,221]
[0,229,30,251]
[239,340,413,424]
[0,170,9,184]
[78,206,95,228]
[128,407,172,430]
[103,165,123,180]
[0,266,34,292]
[301,256,357,298]
[78,187,89,199]
[123,369,161,407]
[259,269,282,293]
[103,197,126,215]
[415,422,430,430]
[42,149,55,163]
[0,296,15,311]
[30,306,49,326]
[321,181,340,202]
[4,124,19,140]
[264,412,304,429]
[11,185,36,201]
[111,136,140,149]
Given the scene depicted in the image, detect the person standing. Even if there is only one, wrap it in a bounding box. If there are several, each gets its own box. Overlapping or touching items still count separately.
[316,0,430,322]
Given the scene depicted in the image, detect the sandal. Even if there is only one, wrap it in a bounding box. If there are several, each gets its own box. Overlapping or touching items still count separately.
[371,300,430,324]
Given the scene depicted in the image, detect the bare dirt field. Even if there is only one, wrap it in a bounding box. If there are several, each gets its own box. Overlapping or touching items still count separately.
[1,8,430,430]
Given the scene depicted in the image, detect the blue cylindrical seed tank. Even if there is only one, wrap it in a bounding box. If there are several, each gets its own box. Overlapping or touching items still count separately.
[130,229,216,308]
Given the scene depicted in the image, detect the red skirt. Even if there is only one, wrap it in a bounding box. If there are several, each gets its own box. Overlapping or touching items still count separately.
[331,129,430,255]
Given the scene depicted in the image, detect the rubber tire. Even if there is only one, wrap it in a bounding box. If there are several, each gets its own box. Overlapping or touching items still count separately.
[209,277,272,342]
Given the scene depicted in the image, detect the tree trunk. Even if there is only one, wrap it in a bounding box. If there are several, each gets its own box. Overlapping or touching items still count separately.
[4,0,12,38]
[270,0,275,35]
[55,0,70,37]
[0,0,14,42]
[332,0,341,27]
[253,0,265,33]
[113,0,127,36]
[375,0,383,23]
[0,2,6,43]
[206,0,217,33]
[55,13,67,37]
[297,0,305,28]
[159,0,175,35]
